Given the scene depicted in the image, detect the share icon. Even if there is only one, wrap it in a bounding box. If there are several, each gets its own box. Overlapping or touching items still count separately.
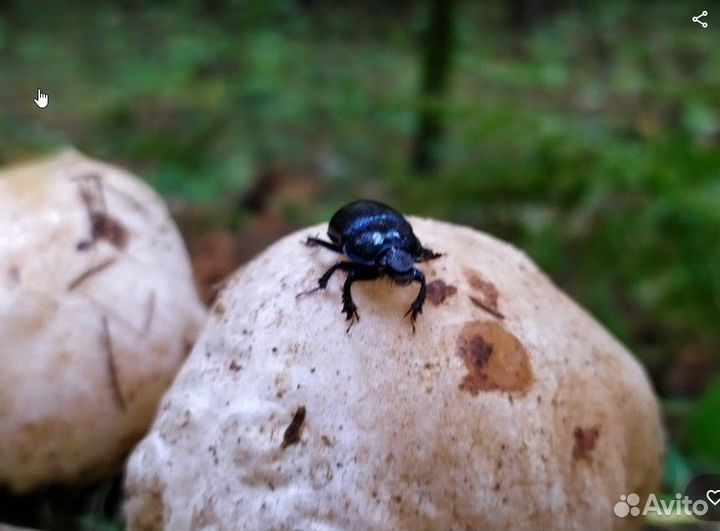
[692,10,708,29]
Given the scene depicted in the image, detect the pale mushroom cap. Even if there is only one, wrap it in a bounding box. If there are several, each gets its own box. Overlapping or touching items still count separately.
[124,218,663,531]
[0,150,206,492]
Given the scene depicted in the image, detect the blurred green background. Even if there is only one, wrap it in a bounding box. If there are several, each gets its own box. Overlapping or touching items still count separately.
[1,0,719,529]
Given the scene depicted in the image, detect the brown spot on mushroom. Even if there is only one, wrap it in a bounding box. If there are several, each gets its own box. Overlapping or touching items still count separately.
[281,406,306,449]
[468,273,498,301]
[426,279,457,305]
[213,301,226,317]
[88,212,128,249]
[75,173,128,251]
[572,425,599,462]
[466,272,505,319]
[456,321,532,395]
[228,360,242,372]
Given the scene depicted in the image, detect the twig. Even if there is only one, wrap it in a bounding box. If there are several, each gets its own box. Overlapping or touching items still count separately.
[100,315,127,411]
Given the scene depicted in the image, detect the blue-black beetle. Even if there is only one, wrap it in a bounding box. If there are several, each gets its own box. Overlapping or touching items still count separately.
[300,199,442,331]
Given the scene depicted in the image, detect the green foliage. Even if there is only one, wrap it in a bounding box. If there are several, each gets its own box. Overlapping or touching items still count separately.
[663,442,694,495]
[0,477,122,531]
[686,379,720,470]
[1,1,719,529]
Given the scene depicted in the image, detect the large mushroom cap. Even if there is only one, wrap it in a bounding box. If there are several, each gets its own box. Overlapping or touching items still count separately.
[124,218,663,531]
[0,150,206,492]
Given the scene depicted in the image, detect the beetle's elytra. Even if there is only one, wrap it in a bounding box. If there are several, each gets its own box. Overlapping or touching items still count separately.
[299,199,442,331]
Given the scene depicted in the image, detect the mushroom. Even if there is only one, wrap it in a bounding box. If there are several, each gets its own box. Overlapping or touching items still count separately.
[123,218,663,530]
[0,149,206,492]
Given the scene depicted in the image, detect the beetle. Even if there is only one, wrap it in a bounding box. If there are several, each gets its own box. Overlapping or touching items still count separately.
[299,199,442,331]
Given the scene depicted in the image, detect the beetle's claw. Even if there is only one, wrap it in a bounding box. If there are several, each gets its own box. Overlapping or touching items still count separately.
[296,285,321,299]
[344,308,359,333]
[405,303,423,331]
[421,247,444,262]
[341,296,360,331]
[343,305,359,323]
[341,291,356,317]
[304,235,323,247]
[404,304,422,319]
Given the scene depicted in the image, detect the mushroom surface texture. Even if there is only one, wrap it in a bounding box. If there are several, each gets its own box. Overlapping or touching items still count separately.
[0,149,206,492]
[123,218,664,531]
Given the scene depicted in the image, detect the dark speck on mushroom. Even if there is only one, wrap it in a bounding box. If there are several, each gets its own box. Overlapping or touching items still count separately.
[7,266,20,286]
[466,272,505,319]
[213,302,226,317]
[456,321,532,395]
[572,425,600,462]
[281,406,306,449]
[426,279,457,305]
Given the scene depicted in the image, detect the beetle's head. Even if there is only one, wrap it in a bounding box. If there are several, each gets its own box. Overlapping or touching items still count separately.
[378,247,415,284]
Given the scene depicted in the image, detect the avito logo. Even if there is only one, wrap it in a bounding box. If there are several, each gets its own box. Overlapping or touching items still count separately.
[614,492,708,518]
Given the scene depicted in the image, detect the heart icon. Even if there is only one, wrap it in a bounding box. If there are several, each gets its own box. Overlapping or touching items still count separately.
[707,489,720,506]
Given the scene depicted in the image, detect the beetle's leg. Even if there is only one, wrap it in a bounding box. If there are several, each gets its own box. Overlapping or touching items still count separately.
[418,247,443,262]
[341,265,381,332]
[404,268,426,332]
[297,261,355,298]
[304,236,344,254]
